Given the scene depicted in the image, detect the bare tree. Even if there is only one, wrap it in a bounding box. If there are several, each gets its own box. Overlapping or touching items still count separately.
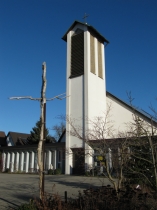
[52,121,65,141]
[123,114,157,191]
[65,104,131,193]
[121,93,157,191]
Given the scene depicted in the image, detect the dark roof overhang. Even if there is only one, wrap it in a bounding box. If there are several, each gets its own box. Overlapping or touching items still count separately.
[0,142,65,152]
[62,20,109,44]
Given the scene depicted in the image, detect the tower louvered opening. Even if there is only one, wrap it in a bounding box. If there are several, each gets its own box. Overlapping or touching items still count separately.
[70,31,84,78]
[90,34,95,74]
[98,40,103,79]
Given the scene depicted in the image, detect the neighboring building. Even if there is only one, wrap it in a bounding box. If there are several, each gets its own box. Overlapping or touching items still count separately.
[1,142,65,173]
[6,132,30,146]
[0,20,156,175]
[1,131,65,173]
[0,131,6,147]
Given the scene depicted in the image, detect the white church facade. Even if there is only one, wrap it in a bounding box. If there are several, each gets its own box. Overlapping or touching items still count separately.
[1,20,156,175]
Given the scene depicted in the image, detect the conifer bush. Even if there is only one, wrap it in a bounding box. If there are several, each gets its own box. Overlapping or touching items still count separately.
[54,168,61,175]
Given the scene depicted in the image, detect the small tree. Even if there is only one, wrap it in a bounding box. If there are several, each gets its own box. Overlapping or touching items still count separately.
[121,94,157,191]
[28,119,56,144]
[123,114,157,191]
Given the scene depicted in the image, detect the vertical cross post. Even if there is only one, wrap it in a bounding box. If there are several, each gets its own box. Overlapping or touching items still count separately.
[9,62,67,200]
[42,102,46,196]
[41,62,47,197]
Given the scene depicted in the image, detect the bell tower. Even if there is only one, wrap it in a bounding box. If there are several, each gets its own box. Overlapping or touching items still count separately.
[62,21,109,174]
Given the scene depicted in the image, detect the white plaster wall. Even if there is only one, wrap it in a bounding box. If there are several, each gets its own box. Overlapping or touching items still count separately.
[106,96,133,134]
[86,73,106,120]
[69,76,84,145]
[2,153,6,172]
[53,150,56,169]
[66,75,84,171]
[106,95,155,136]
[6,136,14,146]
[6,152,10,169]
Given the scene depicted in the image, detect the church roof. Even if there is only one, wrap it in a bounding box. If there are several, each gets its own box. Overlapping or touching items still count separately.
[106,91,157,125]
[62,20,109,44]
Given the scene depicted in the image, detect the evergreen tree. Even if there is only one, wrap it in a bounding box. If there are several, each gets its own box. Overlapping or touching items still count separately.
[124,137,154,187]
[28,120,56,144]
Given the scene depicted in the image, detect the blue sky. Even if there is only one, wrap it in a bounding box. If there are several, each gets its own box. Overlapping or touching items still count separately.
[0,0,157,136]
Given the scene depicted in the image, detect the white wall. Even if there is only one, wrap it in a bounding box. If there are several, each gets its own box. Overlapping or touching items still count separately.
[6,136,14,146]
[106,94,155,137]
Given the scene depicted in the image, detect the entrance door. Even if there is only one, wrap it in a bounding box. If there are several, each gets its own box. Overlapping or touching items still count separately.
[72,149,85,175]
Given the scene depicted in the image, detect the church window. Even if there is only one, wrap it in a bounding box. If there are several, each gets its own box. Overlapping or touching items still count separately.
[70,30,84,78]
[98,41,103,79]
[90,34,95,74]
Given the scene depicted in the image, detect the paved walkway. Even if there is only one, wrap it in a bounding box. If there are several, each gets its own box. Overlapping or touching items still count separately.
[0,173,111,209]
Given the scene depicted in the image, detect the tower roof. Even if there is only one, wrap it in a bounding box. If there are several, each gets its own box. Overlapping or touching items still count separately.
[62,20,109,44]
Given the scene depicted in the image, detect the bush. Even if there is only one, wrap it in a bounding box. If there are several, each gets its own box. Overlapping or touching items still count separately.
[16,201,36,210]
[25,185,157,210]
[85,171,90,176]
[54,168,61,175]
[5,168,10,173]
[48,169,54,175]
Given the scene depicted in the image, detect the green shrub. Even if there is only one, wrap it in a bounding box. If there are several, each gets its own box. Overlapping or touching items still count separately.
[48,169,54,175]
[5,168,10,173]
[16,170,22,173]
[85,171,90,176]
[16,202,36,210]
[54,168,61,175]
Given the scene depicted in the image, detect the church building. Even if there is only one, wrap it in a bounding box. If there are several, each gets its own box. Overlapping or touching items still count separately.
[1,20,156,175]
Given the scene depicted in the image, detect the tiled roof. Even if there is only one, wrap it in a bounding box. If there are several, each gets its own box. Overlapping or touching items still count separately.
[7,132,30,146]
[0,131,7,146]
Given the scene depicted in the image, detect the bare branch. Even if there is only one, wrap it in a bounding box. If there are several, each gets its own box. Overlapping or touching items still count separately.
[46,93,69,101]
[9,96,41,101]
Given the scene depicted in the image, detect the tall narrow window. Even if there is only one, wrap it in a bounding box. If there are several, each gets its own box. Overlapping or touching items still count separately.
[71,30,84,78]
[58,150,61,162]
[98,41,103,79]
[90,34,95,74]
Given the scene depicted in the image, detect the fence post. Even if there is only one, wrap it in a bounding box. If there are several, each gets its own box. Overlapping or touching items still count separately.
[65,191,67,203]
